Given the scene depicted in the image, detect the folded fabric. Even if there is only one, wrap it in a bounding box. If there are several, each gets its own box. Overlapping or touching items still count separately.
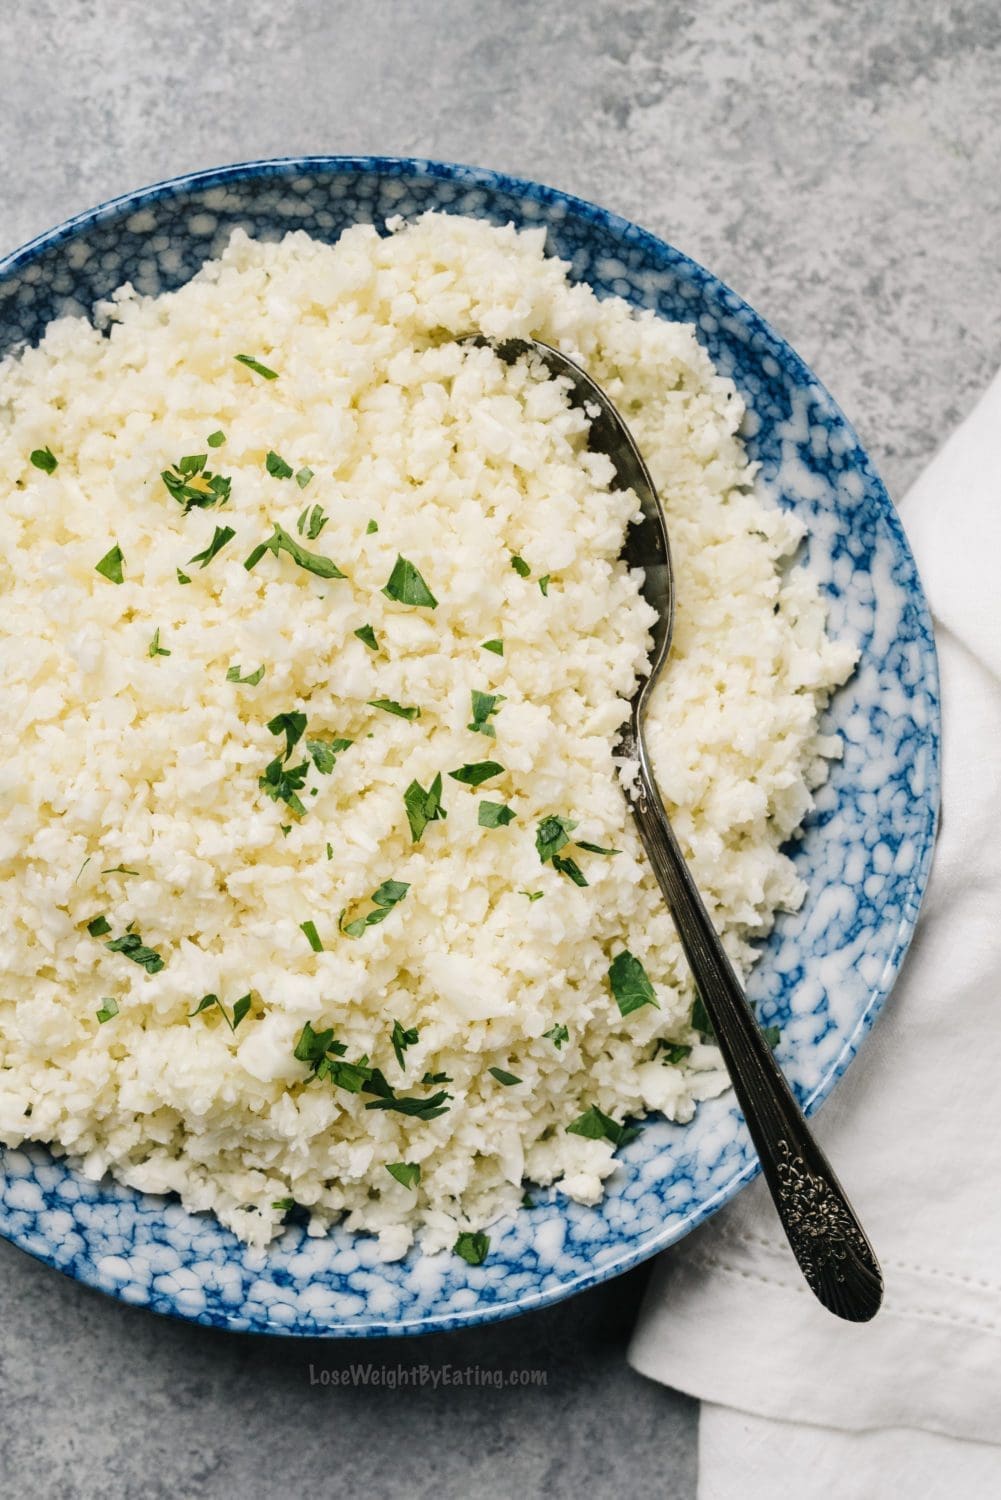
[628,368,1001,1488]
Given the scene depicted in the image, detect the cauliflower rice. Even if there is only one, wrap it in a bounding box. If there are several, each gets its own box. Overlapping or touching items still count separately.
[0,214,856,1258]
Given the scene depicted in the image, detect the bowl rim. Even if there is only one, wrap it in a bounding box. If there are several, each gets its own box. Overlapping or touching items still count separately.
[0,154,941,1335]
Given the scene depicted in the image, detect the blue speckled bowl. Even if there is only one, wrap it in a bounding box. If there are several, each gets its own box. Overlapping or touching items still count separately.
[0,158,939,1336]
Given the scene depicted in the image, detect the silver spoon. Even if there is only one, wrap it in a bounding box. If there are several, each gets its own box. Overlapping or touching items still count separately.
[469,335,883,1322]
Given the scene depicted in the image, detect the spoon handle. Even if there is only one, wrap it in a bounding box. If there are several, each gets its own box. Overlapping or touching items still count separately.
[627,767,883,1322]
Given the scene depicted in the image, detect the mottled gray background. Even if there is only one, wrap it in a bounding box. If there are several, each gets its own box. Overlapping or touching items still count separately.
[0,2,998,1496]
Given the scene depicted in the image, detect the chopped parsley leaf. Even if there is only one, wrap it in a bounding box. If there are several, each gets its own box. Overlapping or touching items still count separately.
[576,841,622,856]
[86,914,111,937]
[538,575,550,596]
[30,446,58,474]
[478,800,516,828]
[188,524,235,569]
[391,1019,419,1069]
[272,1197,295,1212]
[339,879,410,938]
[227,663,266,685]
[488,1066,521,1086]
[265,450,294,480]
[691,992,715,1041]
[234,353,278,380]
[161,453,231,512]
[386,1162,421,1190]
[148,628,171,658]
[191,993,251,1031]
[449,761,503,787]
[365,1088,451,1120]
[296,502,327,539]
[102,864,138,876]
[95,997,119,1024]
[259,757,309,816]
[293,1020,340,1067]
[177,569,191,585]
[300,919,323,952]
[381,554,438,608]
[366,519,379,534]
[453,1231,489,1266]
[95,544,125,585]
[481,639,504,656]
[552,854,588,886]
[657,1041,692,1065]
[326,842,333,860]
[307,736,352,775]
[422,1071,452,1085]
[368,698,420,721]
[106,929,164,974]
[521,1191,535,1209]
[468,689,505,738]
[535,815,578,863]
[206,430,226,448]
[510,554,531,578]
[608,950,659,1017]
[567,1104,639,1148]
[244,523,346,579]
[762,1024,781,1050]
[404,773,446,843]
[267,710,308,759]
[520,889,544,902]
[353,623,379,651]
[543,1023,569,1049]
[295,466,315,491]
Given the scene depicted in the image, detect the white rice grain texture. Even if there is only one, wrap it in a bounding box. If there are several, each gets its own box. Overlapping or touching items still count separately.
[0,215,856,1255]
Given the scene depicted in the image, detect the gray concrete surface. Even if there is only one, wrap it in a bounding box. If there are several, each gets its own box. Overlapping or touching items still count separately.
[0,2,998,1496]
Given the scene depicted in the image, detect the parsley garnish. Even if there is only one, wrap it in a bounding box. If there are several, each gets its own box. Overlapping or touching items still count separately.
[177,569,191,585]
[272,1197,295,1212]
[536,815,577,863]
[481,639,504,656]
[354,623,379,651]
[366,1088,451,1120]
[763,1024,781,1050]
[478,800,516,828]
[86,914,111,937]
[576,841,621,856]
[449,761,503,787]
[227,664,266,686]
[307,736,352,774]
[267,711,307,759]
[188,524,235,569]
[95,544,125,585]
[608,950,659,1017]
[404,773,446,843]
[293,1020,344,1069]
[95,997,119,1024]
[326,842,334,860]
[422,1071,452,1085]
[656,1041,692,1065]
[30,446,58,473]
[468,689,504,738]
[106,928,165,974]
[148,628,171,658]
[368,698,420,721]
[259,757,309,815]
[244,523,346,579]
[520,889,544,902]
[161,454,231,512]
[386,1162,421,1189]
[296,502,327,539]
[295,467,315,491]
[552,854,588,886]
[265,450,294,479]
[191,992,252,1031]
[543,1023,569,1048]
[207,430,226,448]
[691,992,715,1041]
[339,879,410,938]
[300,920,323,953]
[521,1191,535,1209]
[538,575,550,596]
[567,1105,639,1148]
[381,555,438,608]
[454,1231,489,1266]
[488,1066,521,1086]
[510,554,531,578]
[102,864,138,876]
[366,519,379,534]
[391,1019,419,1069]
[235,353,278,380]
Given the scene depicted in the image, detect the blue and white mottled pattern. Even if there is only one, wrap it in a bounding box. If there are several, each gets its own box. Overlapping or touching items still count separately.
[0,158,940,1337]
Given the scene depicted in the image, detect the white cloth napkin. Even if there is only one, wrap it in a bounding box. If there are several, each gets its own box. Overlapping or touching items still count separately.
[629,368,1001,1494]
